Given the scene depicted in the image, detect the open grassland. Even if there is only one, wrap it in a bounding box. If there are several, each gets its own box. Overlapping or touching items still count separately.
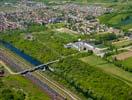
[80,55,132,86]
[1,75,50,100]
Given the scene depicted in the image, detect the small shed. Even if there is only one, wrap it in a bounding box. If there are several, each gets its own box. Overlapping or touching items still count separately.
[24,34,34,41]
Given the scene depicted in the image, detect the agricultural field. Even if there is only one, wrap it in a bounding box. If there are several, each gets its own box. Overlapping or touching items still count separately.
[114,51,132,60]
[114,56,132,72]
[80,55,132,85]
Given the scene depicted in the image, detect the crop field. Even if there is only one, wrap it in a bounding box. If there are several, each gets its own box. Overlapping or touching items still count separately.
[80,55,132,86]
[115,51,132,60]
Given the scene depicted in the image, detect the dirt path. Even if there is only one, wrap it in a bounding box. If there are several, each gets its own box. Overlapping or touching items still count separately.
[0,61,17,75]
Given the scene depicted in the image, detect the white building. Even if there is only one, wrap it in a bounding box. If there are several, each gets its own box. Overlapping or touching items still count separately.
[65,41,108,57]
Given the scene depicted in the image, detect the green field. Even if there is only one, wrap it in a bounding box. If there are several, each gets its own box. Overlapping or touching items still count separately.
[122,57,132,70]
[115,57,132,72]
[0,75,50,100]
[80,55,132,86]
[99,11,132,30]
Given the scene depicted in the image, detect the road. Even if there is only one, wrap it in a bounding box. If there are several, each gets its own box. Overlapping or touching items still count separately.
[0,49,80,100]
[0,61,17,75]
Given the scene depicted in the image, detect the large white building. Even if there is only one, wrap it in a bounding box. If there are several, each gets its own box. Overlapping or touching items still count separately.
[65,41,108,57]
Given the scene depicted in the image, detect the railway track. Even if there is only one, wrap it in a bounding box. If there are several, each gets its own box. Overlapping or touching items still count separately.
[0,50,66,100]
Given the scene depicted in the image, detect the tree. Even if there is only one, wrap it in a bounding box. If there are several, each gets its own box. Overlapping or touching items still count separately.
[1,89,14,100]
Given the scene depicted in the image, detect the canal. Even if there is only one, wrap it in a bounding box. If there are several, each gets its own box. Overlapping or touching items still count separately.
[0,40,41,66]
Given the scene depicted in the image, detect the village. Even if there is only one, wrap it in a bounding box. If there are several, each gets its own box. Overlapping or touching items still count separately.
[0,0,113,32]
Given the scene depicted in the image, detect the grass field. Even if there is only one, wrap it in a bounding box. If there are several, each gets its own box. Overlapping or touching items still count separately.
[80,55,132,86]
[2,75,51,100]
